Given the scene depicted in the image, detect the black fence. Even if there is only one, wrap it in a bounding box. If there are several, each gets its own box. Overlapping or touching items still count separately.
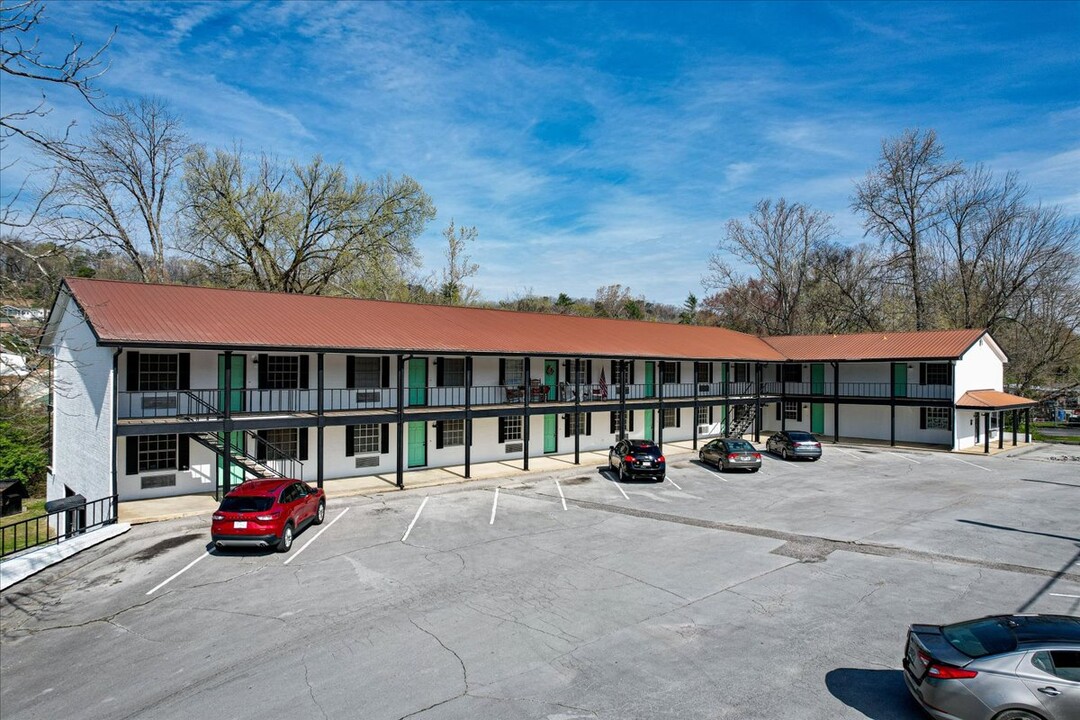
[0,495,118,560]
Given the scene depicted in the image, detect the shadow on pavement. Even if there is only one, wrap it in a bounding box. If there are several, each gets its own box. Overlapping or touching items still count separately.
[824,668,923,720]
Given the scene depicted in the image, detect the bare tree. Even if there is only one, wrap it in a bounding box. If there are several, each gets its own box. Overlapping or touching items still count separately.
[181,148,436,294]
[594,284,645,319]
[853,129,963,330]
[438,219,480,305]
[38,97,188,282]
[807,242,888,332]
[705,198,835,335]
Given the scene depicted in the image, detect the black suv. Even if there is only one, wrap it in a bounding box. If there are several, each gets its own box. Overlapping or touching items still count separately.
[608,439,666,482]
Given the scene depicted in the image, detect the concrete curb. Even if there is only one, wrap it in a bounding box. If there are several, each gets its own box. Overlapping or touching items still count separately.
[0,523,131,591]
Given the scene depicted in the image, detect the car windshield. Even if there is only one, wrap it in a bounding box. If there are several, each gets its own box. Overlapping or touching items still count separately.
[787,432,815,441]
[219,496,274,513]
[726,440,754,452]
[942,617,1017,658]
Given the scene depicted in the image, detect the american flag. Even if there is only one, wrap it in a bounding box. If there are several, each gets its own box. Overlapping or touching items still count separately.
[598,367,608,399]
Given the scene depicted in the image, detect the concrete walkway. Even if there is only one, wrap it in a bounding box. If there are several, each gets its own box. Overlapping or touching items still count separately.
[0,523,131,591]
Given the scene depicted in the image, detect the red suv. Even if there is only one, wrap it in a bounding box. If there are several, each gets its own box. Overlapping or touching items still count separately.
[211,479,325,552]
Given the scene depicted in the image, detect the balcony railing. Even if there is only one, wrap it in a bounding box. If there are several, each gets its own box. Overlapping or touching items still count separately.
[121,379,932,421]
[760,381,952,400]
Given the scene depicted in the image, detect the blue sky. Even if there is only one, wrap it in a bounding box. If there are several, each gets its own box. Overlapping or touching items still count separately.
[3,1,1078,304]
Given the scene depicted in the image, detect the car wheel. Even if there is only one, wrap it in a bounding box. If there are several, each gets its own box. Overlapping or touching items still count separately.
[619,465,626,482]
[993,711,1043,720]
[782,447,789,460]
[313,500,326,525]
[278,522,294,553]
[716,458,724,472]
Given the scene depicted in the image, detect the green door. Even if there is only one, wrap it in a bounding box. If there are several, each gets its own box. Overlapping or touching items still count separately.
[892,363,907,398]
[811,404,825,434]
[811,363,825,394]
[644,362,655,398]
[545,359,558,400]
[217,354,246,493]
[644,409,654,441]
[407,421,426,467]
[544,414,556,453]
[408,358,427,406]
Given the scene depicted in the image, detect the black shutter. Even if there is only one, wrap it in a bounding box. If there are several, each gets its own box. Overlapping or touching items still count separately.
[948,364,954,385]
[920,408,927,430]
[178,434,190,471]
[381,424,389,453]
[258,354,269,388]
[709,406,714,423]
[776,402,781,420]
[630,411,635,432]
[776,364,782,382]
[435,421,444,449]
[256,430,268,461]
[564,414,571,438]
[346,356,356,389]
[127,351,140,391]
[299,356,309,389]
[919,363,926,385]
[298,428,308,461]
[586,413,592,436]
[126,437,139,475]
[676,363,682,384]
[797,403,803,423]
[178,353,190,390]
[629,361,635,384]
[709,364,714,383]
[610,412,617,434]
[436,357,445,387]
[498,417,506,443]
[586,360,592,385]
[345,425,356,456]
[499,359,506,385]
[381,357,390,387]
[676,409,681,428]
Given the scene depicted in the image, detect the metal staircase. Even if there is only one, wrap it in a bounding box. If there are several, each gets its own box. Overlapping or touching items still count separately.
[190,430,299,481]
[729,405,757,438]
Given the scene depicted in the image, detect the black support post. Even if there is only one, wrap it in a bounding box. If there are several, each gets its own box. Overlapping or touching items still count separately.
[657,361,664,451]
[753,363,762,443]
[1024,408,1031,443]
[832,361,840,444]
[890,401,896,447]
[1011,408,1017,447]
[723,362,730,437]
[465,356,473,478]
[619,359,627,441]
[223,350,233,496]
[983,412,990,454]
[692,362,699,450]
[573,358,580,464]
[523,357,531,471]
[317,352,324,488]
[396,355,405,489]
[998,411,1004,450]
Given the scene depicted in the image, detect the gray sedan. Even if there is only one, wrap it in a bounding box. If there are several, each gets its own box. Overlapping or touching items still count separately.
[903,614,1080,720]
[699,438,761,472]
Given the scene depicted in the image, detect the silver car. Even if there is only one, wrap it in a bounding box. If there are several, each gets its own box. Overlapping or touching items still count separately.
[903,614,1080,720]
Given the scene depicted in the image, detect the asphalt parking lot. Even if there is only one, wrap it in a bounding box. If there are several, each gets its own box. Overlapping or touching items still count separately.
[2,442,1079,720]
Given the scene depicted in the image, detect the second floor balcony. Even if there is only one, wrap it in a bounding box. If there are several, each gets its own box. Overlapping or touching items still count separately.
[761,381,953,400]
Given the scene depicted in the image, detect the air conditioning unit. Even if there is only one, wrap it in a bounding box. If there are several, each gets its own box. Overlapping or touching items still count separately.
[697,424,712,436]
[356,390,381,403]
[698,383,710,392]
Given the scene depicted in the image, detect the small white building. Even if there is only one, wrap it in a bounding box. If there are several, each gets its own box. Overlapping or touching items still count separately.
[42,279,1034,505]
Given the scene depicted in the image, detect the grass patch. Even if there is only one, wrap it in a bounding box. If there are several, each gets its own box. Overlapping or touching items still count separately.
[0,498,53,557]
[1031,422,1080,445]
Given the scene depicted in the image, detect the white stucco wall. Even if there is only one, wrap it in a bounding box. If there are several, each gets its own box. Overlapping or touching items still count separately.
[50,298,114,504]
[954,335,1005,399]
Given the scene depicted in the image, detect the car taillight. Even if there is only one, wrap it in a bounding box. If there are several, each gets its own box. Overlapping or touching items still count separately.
[255,512,279,521]
[624,455,635,464]
[212,514,225,521]
[752,453,761,459]
[657,455,665,463]
[728,453,739,460]
[926,663,977,679]
[814,443,821,448]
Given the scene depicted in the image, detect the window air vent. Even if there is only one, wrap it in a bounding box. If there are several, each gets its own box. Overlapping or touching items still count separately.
[355,456,380,469]
[141,474,176,490]
[505,443,523,453]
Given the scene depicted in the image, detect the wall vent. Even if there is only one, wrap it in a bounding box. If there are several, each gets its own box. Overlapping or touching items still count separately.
[505,443,523,453]
[355,456,380,469]
[141,474,176,490]
[355,390,381,403]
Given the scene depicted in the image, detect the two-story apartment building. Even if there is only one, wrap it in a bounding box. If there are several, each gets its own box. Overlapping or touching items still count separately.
[42,279,1034,504]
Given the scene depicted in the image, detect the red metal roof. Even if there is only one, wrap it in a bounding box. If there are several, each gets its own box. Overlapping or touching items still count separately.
[956,390,1035,409]
[60,279,784,360]
[761,328,988,361]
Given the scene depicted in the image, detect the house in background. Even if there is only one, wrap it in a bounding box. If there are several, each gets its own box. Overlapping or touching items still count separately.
[41,278,1035,506]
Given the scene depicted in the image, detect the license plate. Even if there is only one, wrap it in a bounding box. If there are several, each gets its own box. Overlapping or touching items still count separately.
[740,455,751,461]
[640,460,651,466]
[233,521,248,529]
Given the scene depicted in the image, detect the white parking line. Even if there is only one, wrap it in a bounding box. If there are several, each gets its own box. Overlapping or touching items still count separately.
[284,507,350,565]
[831,447,864,460]
[489,488,499,525]
[887,451,922,464]
[612,480,630,499]
[950,456,991,472]
[146,550,211,596]
[1050,593,1080,599]
[555,480,567,511]
[700,465,728,482]
[667,477,682,490]
[401,496,429,542]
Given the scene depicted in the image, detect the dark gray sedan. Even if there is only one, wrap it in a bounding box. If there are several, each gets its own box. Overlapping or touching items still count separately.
[904,614,1080,720]
[765,430,822,460]
[699,438,761,472]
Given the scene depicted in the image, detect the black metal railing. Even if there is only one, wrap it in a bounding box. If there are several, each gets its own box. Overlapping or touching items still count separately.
[117,390,221,419]
[249,430,305,480]
[760,381,952,400]
[0,495,118,560]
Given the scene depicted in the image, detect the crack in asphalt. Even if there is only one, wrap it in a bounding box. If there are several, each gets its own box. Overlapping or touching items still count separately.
[302,647,329,720]
[509,489,1080,583]
[397,618,469,719]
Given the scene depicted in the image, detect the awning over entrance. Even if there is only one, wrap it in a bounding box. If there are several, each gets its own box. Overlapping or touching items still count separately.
[956,389,1036,410]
